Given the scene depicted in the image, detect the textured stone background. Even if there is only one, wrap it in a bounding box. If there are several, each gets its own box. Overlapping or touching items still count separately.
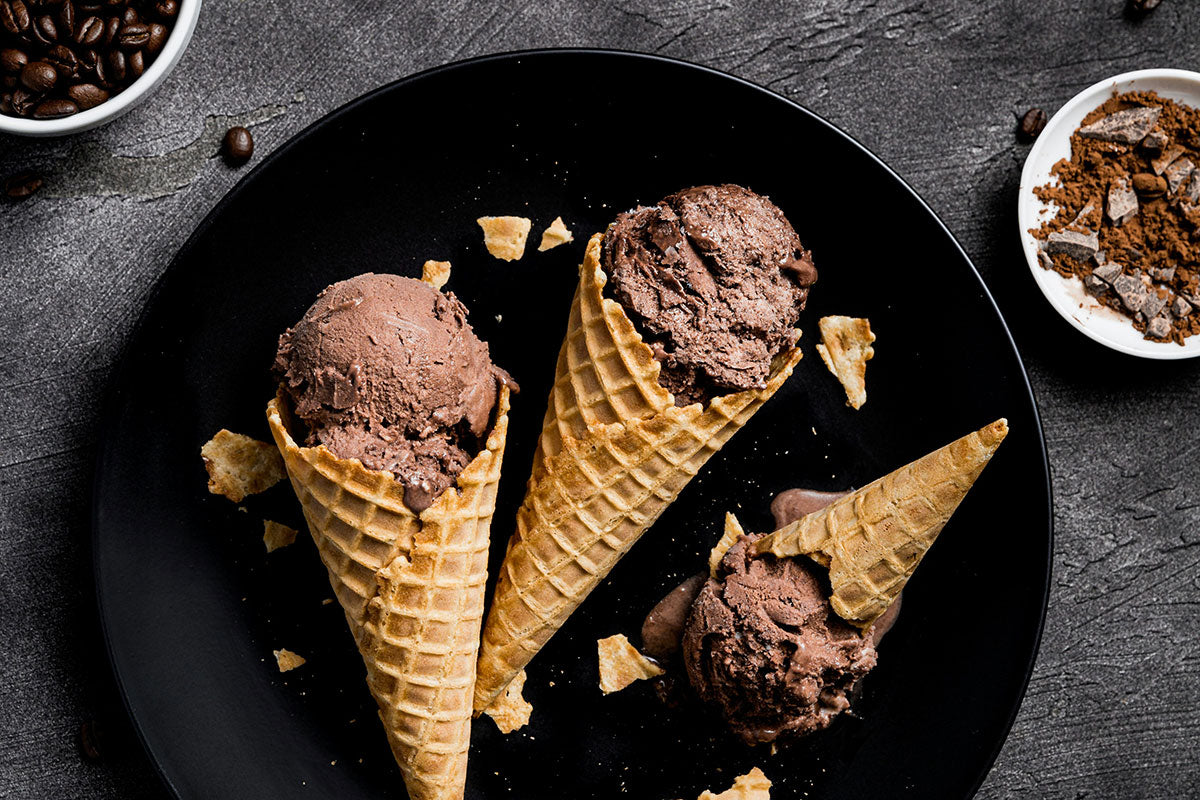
[2,1,1198,798]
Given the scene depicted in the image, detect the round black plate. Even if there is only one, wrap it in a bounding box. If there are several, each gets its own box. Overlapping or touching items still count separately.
[94,50,1051,800]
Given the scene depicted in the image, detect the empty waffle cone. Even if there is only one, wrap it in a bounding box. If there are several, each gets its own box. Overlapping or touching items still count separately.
[755,418,1008,630]
[473,234,802,714]
[266,385,510,800]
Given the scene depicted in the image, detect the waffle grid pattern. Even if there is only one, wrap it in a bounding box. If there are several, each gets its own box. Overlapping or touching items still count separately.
[474,235,801,712]
[757,419,1008,630]
[267,387,510,800]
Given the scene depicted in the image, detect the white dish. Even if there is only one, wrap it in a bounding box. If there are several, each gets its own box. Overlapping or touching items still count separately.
[1017,68,1200,360]
[0,0,202,137]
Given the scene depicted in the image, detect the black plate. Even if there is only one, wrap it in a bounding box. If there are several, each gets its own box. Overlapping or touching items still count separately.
[94,50,1051,800]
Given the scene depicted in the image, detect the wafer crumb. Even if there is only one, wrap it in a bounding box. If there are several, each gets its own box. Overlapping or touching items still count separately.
[421,260,452,290]
[484,669,532,734]
[597,634,664,694]
[273,649,306,672]
[263,520,298,552]
[699,767,772,800]
[200,430,286,502]
[477,216,532,261]
[815,316,875,410]
[538,216,574,251]
[709,512,745,577]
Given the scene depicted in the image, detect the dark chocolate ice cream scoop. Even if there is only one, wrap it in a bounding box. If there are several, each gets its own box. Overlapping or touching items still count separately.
[274,273,509,511]
[602,184,816,406]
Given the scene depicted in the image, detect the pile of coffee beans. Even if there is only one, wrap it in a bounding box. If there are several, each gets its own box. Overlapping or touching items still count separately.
[0,0,179,120]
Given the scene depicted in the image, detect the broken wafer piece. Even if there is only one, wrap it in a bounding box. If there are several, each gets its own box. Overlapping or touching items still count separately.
[262,519,298,552]
[597,634,664,694]
[477,216,532,261]
[201,430,286,503]
[709,512,746,578]
[698,767,772,800]
[421,259,452,290]
[483,668,533,734]
[538,216,574,251]
[816,316,875,410]
[273,648,306,672]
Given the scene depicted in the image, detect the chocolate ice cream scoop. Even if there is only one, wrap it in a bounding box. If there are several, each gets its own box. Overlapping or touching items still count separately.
[681,533,876,745]
[274,273,509,511]
[602,184,817,407]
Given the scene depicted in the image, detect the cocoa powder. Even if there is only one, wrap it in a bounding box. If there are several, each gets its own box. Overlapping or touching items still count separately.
[1032,90,1200,344]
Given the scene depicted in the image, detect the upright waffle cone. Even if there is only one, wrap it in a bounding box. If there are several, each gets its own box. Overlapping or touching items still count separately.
[755,418,1008,630]
[474,234,802,713]
[266,385,510,800]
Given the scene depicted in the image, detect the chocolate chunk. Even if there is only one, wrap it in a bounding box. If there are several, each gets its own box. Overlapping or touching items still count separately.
[1184,171,1200,204]
[1141,129,1169,151]
[1078,106,1161,144]
[1094,250,1107,266]
[1150,266,1176,282]
[1147,316,1172,338]
[1045,229,1100,260]
[1142,292,1168,320]
[1151,145,1183,175]
[1093,262,1123,284]
[1173,297,1193,318]
[1070,201,1097,228]
[1084,275,1108,295]
[1166,158,1195,194]
[1107,176,1139,225]
[1112,274,1148,313]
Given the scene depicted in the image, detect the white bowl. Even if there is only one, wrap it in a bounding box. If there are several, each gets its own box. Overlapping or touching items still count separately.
[1017,68,1200,360]
[0,0,202,137]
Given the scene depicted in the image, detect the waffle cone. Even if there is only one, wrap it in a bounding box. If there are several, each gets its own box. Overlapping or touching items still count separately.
[755,418,1008,630]
[266,385,510,800]
[474,234,802,713]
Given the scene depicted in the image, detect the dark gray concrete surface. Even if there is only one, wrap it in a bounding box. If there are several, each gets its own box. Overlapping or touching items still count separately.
[2,1,1198,798]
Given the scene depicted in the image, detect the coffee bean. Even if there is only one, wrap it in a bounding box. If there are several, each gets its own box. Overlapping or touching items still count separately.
[1018,107,1048,142]
[56,0,72,36]
[119,4,134,24]
[145,20,164,53]
[10,85,35,114]
[76,14,101,44]
[154,0,176,19]
[4,170,42,199]
[222,126,254,164]
[126,45,140,77]
[1133,172,1167,197]
[32,96,76,117]
[19,58,53,90]
[0,46,26,73]
[1128,0,1162,14]
[45,43,76,77]
[0,91,11,112]
[32,13,56,43]
[116,21,146,48]
[66,80,104,107]
[105,45,122,80]
[102,13,117,44]
[0,0,30,36]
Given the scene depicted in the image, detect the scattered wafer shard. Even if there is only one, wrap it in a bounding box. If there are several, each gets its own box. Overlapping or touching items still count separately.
[1184,171,1200,203]
[1166,158,1195,194]
[1141,129,1168,151]
[538,216,574,251]
[421,260,451,290]
[709,512,746,578]
[597,634,664,694]
[201,430,286,503]
[274,649,306,672]
[1151,144,1184,175]
[816,316,875,410]
[1112,274,1148,313]
[477,216,532,261]
[1142,292,1168,321]
[1093,262,1123,284]
[483,669,533,734]
[755,419,1009,630]
[1084,275,1108,295]
[1147,317,1172,338]
[1078,106,1161,143]
[1107,176,1138,225]
[1045,229,1099,261]
[698,767,772,800]
[263,520,298,552]
[1173,297,1193,317]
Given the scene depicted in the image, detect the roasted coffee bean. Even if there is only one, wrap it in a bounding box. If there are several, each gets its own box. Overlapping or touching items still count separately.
[1018,107,1047,142]
[56,0,71,34]
[45,43,76,77]
[119,4,134,24]
[10,85,35,114]
[0,46,26,73]
[116,21,146,47]
[154,0,176,18]
[32,13,55,42]
[0,0,31,36]
[1128,0,1162,14]
[32,96,75,116]
[102,13,117,44]
[145,20,163,52]
[19,58,53,89]
[104,45,122,80]
[66,80,104,107]
[90,48,104,81]
[222,126,254,164]
[126,45,140,76]
[4,171,42,199]
[76,13,102,44]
